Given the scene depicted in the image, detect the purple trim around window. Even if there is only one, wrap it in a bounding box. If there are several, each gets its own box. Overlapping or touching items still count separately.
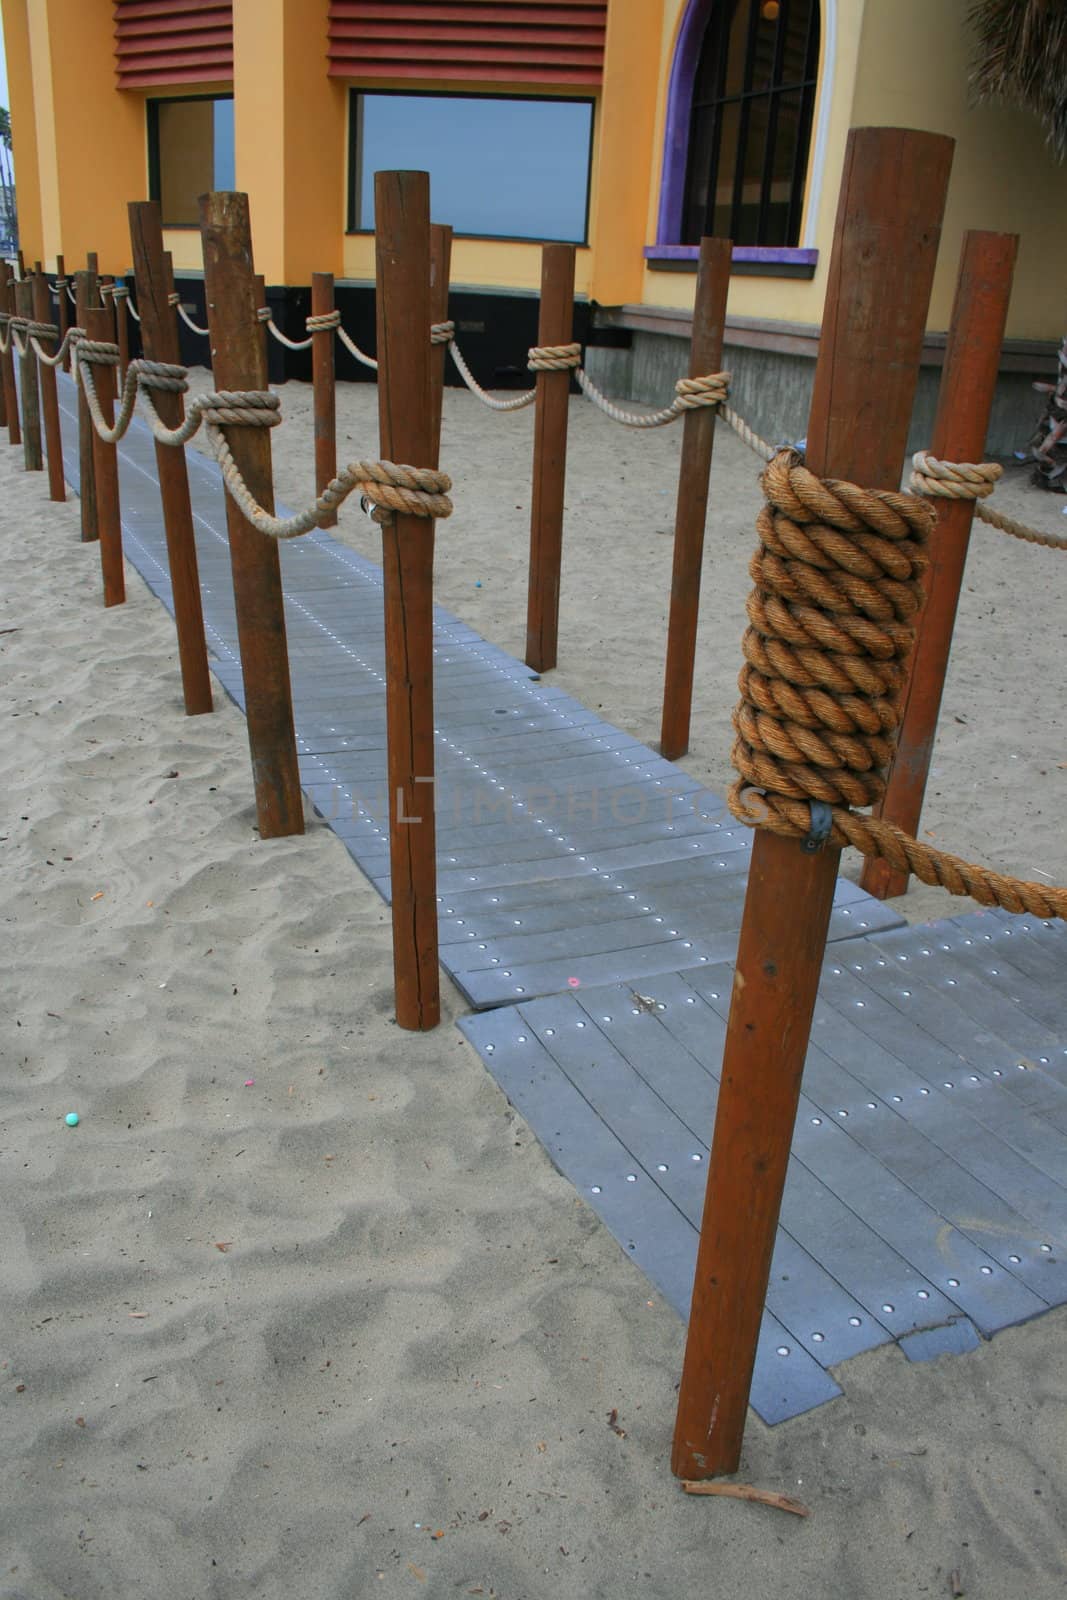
[645,245,819,266]
[656,0,716,246]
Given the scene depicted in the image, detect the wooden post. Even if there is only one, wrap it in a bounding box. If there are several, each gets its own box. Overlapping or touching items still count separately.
[525,243,575,673]
[311,270,337,527]
[2,273,21,446]
[84,304,125,607]
[428,223,453,468]
[32,268,66,501]
[17,249,26,280]
[75,265,100,542]
[199,190,304,839]
[15,278,43,471]
[56,253,71,372]
[129,200,214,716]
[660,235,733,760]
[670,127,954,1482]
[254,271,269,377]
[860,230,1018,900]
[114,276,131,380]
[374,169,441,1032]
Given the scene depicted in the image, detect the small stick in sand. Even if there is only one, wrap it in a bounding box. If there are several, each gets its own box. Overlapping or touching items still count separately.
[681,1480,810,1518]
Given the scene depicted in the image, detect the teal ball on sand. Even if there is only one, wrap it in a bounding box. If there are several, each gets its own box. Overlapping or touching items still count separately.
[65,1112,79,1127]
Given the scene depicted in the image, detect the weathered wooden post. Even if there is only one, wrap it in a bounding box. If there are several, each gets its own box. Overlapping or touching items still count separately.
[32,267,66,501]
[375,169,441,1031]
[199,191,304,839]
[84,304,126,607]
[671,127,954,1482]
[2,273,22,446]
[310,270,337,527]
[113,275,131,380]
[129,200,214,717]
[525,243,576,673]
[55,253,71,372]
[75,264,100,542]
[254,271,269,377]
[428,222,453,469]
[660,235,733,760]
[860,230,1018,900]
[14,277,43,471]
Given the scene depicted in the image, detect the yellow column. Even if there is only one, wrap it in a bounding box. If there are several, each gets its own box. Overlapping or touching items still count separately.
[20,0,145,270]
[233,0,346,285]
[1,0,44,261]
[588,0,666,307]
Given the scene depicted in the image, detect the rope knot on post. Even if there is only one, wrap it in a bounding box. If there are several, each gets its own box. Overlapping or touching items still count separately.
[167,292,181,307]
[527,342,581,372]
[306,310,341,333]
[110,283,129,300]
[674,372,731,410]
[75,338,121,366]
[910,451,1002,499]
[256,305,272,323]
[730,450,1067,918]
[199,389,282,429]
[429,320,455,345]
[352,461,453,525]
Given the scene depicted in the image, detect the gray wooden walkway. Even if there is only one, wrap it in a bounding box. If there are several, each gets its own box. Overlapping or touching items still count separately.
[52,375,1066,1425]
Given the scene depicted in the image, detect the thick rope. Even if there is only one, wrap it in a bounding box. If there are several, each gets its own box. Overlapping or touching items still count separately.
[911,449,1067,551]
[172,295,210,337]
[336,324,379,371]
[447,338,535,410]
[576,367,730,429]
[260,309,313,351]
[71,339,451,537]
[430,320,454,345]
[729,450,1067,919]
[306,310,341,333]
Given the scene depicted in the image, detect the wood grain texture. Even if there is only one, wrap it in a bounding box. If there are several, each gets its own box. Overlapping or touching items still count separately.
[32,268,66,502]
[199,189,304,838]
[660,235,732,760]
[525,243,575,673]
[129,200,214,715]
[861,231,1018,899]
[75,266,100,542]
[671,127,955,1481]
[15,278,42,472]
[374,169,441,1031]
[85,305,125,606]
[311,271,338,526]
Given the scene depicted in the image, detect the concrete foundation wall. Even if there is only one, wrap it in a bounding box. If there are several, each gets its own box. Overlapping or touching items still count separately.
[584,330,1049,461]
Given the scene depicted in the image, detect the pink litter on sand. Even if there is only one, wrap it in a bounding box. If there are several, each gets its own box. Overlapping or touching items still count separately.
[567,977,581,988]
[244,1079,255,1087]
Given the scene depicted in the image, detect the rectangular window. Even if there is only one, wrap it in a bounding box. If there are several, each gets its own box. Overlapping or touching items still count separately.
[148,95,235,227]
[348,91,594,244]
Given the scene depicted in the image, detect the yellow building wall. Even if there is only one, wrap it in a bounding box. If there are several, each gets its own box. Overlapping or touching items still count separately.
[21,0,145,272]
[1,0,43,261]
[233,0,346,284]
[851,0,1067,340]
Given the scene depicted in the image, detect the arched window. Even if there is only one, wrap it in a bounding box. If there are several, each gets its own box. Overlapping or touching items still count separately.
[680,0,820,247]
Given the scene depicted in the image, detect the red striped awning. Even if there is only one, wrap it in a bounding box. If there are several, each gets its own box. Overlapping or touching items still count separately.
[115,0,233,90]
[328,1,607,86]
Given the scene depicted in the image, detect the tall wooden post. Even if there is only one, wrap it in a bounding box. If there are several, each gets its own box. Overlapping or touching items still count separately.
[254,271,269,377]
[114,276,131,380]
[199,191,304,839]
[670,128,954,1482]
[2,274,21,446]
[311,270,337,527]
[375,170,441,1032]
[75,265,100,542]
[32,268,66,501]
[84,305,125,607]
[860,231,1018,900]
[56,254,71,372]
[660,236,733,760]
[428,223,453,469]
[14,278,43,471]
[525,243,576,673]
[129,201,214,716]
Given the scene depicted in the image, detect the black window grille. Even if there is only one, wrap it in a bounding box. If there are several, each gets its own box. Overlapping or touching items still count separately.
[682,0,820,247]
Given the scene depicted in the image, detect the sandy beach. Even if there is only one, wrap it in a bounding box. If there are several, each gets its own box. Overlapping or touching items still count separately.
[2,373,1066,1599]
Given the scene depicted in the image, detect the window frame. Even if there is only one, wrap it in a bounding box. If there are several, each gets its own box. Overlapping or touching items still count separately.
[147,92,235,230]
[346,87,597,247]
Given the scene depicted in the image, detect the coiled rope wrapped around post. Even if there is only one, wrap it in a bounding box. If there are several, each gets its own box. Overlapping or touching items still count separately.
[729,450,1067,920]
[72,336,451,539]
[910,449,1067,551]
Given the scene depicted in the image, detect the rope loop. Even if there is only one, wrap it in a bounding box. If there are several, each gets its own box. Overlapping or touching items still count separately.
[528,342,581,372]
[306,309,341,332]
[729,449,1067,919]
[198,389,282,429]
[168,292,181,307]
[110,283,130,300]
[430,320,455,345]
[910,451,1002,500]
[256,305,272,323]
[75,337,121,366]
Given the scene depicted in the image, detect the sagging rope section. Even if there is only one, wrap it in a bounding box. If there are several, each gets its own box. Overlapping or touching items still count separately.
[730,450,1067,920]
[70,336,451,538]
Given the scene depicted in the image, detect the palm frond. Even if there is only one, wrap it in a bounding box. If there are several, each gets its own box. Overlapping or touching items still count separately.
[969,0,1067,157]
